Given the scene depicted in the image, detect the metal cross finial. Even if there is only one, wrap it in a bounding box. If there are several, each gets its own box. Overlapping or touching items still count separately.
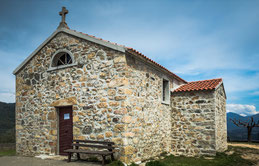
[58,7,69,29]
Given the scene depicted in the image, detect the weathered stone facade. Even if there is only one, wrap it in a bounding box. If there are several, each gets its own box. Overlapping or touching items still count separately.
[15,32,128,157]
[171,85,227,157]
[215,85,227,152]
[14,27,227,164]
[120,54,184,163]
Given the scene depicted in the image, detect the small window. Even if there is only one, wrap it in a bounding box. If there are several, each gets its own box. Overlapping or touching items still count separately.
[162,79,169,103]
[52,52,72,67]
[64,113,70,120]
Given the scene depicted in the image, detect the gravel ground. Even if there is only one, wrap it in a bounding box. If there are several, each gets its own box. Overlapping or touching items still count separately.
[0,156,101,166]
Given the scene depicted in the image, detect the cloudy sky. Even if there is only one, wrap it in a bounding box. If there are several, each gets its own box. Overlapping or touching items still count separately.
[0,0,258,116]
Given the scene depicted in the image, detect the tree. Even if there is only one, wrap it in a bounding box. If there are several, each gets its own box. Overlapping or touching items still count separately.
[230,117,259,142]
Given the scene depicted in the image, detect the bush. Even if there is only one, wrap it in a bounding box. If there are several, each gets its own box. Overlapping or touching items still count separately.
[146,160,165,166]
[129,163,139,166]
[108,160,124,166]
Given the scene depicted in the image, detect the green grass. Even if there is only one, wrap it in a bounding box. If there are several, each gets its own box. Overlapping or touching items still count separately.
[158,153,253,166]
[144,146,258,166]
[0,149,16,157]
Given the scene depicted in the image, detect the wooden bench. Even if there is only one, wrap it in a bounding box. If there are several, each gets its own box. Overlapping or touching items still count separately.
[64,139,115,166]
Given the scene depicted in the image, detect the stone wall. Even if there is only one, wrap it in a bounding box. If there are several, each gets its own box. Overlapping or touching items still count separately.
[15,30,227,164]
[120,53,185,163]
[15,32,128,157]
[215,85,227,151]
[171,90,217,156]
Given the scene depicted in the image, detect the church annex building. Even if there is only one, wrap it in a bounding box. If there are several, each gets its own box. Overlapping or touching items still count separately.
[13,7,227,164]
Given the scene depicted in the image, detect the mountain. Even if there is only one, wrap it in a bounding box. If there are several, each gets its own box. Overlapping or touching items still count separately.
[227,112,259,141]
[0,102,15,143]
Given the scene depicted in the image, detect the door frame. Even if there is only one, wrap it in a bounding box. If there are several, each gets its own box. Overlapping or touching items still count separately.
[56,106,73,155]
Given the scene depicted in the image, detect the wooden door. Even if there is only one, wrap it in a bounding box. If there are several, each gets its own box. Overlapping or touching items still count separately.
[59,106,73,155]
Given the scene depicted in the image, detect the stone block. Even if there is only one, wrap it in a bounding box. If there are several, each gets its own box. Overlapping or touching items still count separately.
[73,115,79,122]
[124,146,135,155]
[50,97,77,107]
[108,89,116,96]
[97,134,104,140]
[87,52,95,59]
[48,111,56,120]
[16,125,23,130]
[108,78,129,88]
[109,101,119,107]
[105,131,113,137]
[114,56,126,64]
[73,127,81,135]
[114,124,125,132]
[97,102,108,108]
[115,96,126,101]
[122,116,132,123]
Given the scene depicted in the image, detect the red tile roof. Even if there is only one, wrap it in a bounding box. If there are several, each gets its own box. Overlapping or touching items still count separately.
[65,27,187,83]
[126,48,187,83]
[173,78,223,92]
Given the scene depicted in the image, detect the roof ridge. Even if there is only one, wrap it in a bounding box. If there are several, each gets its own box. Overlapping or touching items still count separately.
[65,27,126,47]
[66,27,187,83]
[173,78,223,92]
[188,78,222,83]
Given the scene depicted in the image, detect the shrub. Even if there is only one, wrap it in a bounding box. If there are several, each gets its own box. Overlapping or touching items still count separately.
[129,163,139,166]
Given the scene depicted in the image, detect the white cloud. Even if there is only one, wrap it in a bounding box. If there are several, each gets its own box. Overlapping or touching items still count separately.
[227,104,259,116]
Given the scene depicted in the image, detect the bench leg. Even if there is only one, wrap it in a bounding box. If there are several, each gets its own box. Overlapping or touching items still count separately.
[102,155,105,166]
[111,154,115,161]
[68,152,72,162]
[77,153,80,160]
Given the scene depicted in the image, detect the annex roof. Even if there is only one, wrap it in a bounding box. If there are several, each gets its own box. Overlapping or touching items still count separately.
[12,27,187,83]
[173,78,223,92]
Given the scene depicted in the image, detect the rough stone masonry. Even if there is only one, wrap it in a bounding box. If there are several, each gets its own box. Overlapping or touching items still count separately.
[13,7,227,164]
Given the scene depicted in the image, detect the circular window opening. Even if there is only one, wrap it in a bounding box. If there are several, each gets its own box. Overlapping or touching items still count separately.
[52,52,73,67]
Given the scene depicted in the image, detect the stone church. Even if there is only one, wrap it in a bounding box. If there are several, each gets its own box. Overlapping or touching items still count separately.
[13,7,227,164]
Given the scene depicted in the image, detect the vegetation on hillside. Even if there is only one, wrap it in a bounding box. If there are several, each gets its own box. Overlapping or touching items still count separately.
[0,149,16,157]
[0,102,15,143]
[230,116,259,142]
[227,112,259,141]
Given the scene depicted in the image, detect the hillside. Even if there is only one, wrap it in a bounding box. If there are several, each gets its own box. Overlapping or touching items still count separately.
[227,112,259,141]
[0,102,15,143]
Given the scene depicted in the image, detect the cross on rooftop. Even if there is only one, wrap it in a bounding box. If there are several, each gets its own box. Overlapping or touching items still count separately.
[59,7,68,23]
[58,7,69,29]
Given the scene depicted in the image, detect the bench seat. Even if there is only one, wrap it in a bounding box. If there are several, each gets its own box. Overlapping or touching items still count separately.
[64,149,113,155]
[64,139,115,166]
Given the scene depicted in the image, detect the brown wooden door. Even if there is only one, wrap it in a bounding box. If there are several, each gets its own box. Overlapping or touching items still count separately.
[59,106,73,155]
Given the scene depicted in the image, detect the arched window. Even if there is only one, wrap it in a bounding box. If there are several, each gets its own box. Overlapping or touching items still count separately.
[52,52,73,67]
[48,50,77,72]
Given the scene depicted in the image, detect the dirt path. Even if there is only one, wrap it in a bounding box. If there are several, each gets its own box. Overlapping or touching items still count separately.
[228,143,259,150]
[228,143,259,166]
[0,156,100,166]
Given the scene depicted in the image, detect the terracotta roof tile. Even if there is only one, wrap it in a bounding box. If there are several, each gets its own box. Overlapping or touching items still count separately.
[65,27,187,83]
[173,78,223,92]
[126,48,187,83]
